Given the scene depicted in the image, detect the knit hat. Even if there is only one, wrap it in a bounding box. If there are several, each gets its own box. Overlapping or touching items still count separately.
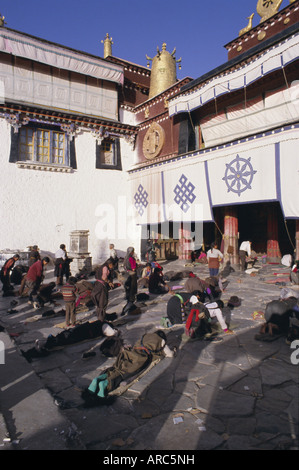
[227,296,241,307]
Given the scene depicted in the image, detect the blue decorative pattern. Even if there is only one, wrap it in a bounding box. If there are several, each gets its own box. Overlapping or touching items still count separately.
[134,184,149,216]
[173,174,196,213]
[222,154,257,197]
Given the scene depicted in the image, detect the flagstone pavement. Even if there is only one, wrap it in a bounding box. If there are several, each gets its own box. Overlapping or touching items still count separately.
[0,257,298,451]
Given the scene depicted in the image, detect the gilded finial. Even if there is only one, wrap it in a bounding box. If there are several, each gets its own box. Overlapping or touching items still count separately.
[101,33,113,58]
[239,13,254,36]
[0,14,7,27]
[256,0,283,23]
[146,42,182,99]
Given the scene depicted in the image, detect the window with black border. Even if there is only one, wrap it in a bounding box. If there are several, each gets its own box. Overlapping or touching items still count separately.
[95,137,122,170]
[9,122,77,170]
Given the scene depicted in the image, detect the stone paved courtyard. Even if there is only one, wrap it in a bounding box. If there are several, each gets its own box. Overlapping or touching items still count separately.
[0,257,298,450]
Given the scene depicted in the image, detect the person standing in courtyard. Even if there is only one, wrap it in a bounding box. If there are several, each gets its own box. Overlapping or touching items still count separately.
[61,276,78,327]
[123,246,138,304]
[54,244,72,287]
[207,242,223,277]
[239,240,252,271]
[109,243,119,272]
[28,245,41,267]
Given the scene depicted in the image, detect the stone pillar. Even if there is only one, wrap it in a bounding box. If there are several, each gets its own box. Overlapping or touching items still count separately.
[267,206,281,262]
[223,207,239,266]
[295,220,299,261]
[69,230,92,275]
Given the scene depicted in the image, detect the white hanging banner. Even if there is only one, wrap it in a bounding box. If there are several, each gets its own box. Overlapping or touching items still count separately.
[207,141,277,207]
[279,137,299,219]
[162,160,213,222]
[130,169,164,225]
[130,128,299,228]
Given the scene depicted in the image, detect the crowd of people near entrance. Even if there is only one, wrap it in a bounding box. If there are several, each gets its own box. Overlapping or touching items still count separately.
[1,238,299,348]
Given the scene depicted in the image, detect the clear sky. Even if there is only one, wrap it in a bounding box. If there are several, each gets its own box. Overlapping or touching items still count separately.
[0,0,292,81]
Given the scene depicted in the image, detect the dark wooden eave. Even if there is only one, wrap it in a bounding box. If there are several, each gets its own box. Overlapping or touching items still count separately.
[0,102,138,136]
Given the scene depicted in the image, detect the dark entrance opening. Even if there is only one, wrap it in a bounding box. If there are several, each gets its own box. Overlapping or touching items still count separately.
[237,201,295,256]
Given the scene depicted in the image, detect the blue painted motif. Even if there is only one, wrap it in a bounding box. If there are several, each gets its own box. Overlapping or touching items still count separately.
[134,184,149,216]
[173,174,196,213]
[222,154,257,197]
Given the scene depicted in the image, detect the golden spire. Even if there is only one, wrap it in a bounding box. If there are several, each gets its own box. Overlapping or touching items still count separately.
[256,0,283,23]
[0,13,6,27]
[146,43,181,99]
[101,33,113,58]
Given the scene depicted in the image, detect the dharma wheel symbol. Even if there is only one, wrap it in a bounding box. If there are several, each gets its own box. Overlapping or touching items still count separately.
[222,154,257,197]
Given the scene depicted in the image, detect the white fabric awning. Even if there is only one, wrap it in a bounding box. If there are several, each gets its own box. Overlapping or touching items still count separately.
[169,33,299,117]
[0,29,124,85]
[197,82,299,148]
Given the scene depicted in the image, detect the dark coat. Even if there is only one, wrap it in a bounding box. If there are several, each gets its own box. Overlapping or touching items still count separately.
[91,280,109,321]
[87,331,168,398]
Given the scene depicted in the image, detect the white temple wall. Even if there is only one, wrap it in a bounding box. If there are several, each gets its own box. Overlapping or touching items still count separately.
[0,119,141,264]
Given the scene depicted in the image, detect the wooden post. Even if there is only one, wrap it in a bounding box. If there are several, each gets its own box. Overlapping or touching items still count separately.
[223,207,239,266]
[267,205,281,262]
[178,225,192,260]
[295,220,299,261]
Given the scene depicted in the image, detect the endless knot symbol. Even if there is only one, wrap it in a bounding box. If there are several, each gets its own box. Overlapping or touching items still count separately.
[222,154,257,197]
[173,174,196,213]
[134,184,149,216]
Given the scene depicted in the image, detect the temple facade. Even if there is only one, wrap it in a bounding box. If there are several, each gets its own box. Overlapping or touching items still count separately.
[127,0,299,264]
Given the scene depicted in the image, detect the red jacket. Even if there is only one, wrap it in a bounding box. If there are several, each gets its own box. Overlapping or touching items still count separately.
[27,260,43,282]
[1,257,16,276]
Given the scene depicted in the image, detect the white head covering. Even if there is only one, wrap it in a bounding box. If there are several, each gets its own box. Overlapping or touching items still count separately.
[190,295,198,305]
[102,323,117,337]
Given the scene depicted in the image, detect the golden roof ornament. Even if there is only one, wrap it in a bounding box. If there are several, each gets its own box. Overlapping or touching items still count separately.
[143,122,165,160]
[146,42,182,99]
[239,13,255,36]
[101,33,113,58]
[256,0,283,23]
[0,14,7,27]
